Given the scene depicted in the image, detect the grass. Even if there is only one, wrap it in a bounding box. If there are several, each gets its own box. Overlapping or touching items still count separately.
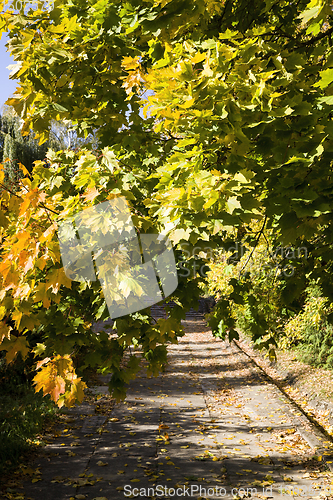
[0,355,59,475]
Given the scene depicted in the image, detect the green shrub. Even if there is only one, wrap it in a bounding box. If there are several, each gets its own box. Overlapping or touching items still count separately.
[205,233,289,350]
[234,303,256,336]
[0,354,58,474]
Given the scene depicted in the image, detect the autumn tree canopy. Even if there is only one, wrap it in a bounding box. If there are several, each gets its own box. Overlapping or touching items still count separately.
[0,0,333,406]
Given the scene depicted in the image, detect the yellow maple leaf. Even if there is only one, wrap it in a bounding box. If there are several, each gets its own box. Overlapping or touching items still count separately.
[0,321,11,343]
[18,188,41,216]
[40,222,57,243]
[18,162,31,177]
[67,378,87,406]
[121,55,141,71]
[0,335,30,363]
[33,355,86,407]
[0,163,5,183]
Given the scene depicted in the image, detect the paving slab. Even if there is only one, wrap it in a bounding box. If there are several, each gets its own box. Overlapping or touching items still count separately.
[11,318,333,500]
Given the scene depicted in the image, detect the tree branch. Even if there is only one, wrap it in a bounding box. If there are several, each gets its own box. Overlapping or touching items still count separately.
[300,26,333,47]
[238,215,267,278]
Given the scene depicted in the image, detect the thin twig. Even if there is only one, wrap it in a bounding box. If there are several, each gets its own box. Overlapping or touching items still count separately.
[0,182,22,198]
[238,215,267,278]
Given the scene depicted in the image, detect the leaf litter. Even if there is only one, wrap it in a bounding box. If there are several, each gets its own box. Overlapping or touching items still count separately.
[3,319,333,499]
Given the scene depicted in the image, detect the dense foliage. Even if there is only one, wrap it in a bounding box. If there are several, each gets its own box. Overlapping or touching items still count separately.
[0,148,189,406]
[1,0,333,406]
[0,109,49,183]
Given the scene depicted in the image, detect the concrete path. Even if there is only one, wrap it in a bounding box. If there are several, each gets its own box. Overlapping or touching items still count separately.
[12,319,333,500]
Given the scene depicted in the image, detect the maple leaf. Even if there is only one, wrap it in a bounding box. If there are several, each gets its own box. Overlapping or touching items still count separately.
[118,275,144,299]
[0,261,14,285]
[122,55,141,71]
[101,148,119,173]
[33,363,66,401]
[23,255,35,274]
[46,267,72,294]
[10,230,31,257]
[11,309,23,329]
[33,282,52,308]
[122,71,143,98]
[18,188,44,216]
[36,357,51,369]
[83,186,100,202]
[0,322,11,343]
[0,209,9,229]
[0,164,5,184]
[18,162,31,177]
[33,355,87,407]
[157,317,182,339]
[56,355,73,378]
[0,335,30,363]
[13,282,31,300]
[35,254,48,271]
[40,222,57,243]
[52,375,66,401]
[67,378,87,407]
